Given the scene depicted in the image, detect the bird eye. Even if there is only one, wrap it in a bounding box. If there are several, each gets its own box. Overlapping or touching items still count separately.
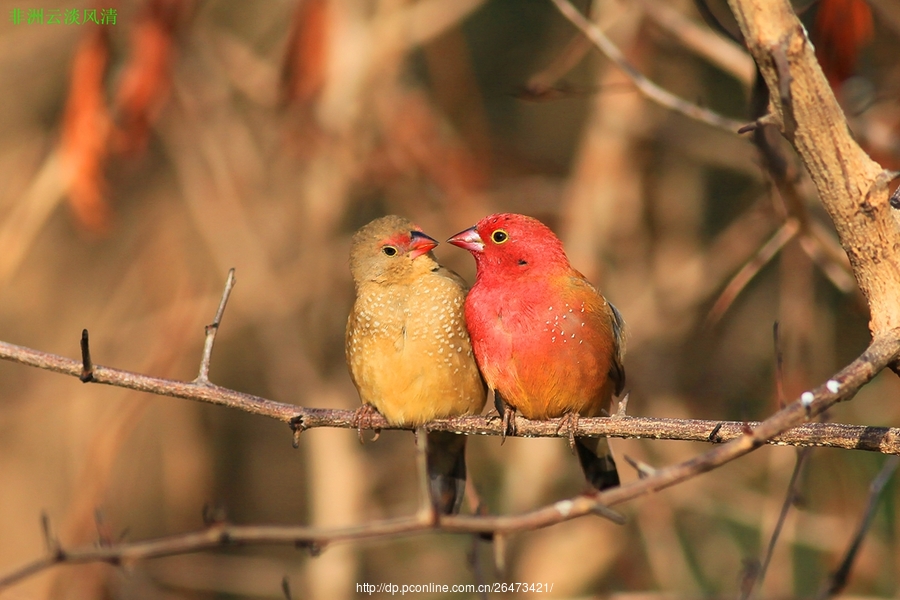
[491,229,509,244]
[382,245,399,256]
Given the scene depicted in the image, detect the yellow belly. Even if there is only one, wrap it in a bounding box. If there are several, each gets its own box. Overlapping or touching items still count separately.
[346,272,486,426]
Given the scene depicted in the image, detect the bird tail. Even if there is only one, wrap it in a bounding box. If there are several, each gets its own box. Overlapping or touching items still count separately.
[575,436,620,491]
[426,431,468,515]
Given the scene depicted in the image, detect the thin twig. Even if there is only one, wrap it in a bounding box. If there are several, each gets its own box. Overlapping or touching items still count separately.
[196,268,236,384]
[706,219,799,326]
[816,455,900,599]
[741,448,810,600]
[549,0,746,133]
[635,0,755,86]
[740,324,810,599]
[524,35,594,98]
[797,234,855,293]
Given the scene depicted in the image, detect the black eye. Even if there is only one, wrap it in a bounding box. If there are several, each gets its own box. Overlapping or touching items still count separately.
[382,245,399,256]
[491,229,509,244]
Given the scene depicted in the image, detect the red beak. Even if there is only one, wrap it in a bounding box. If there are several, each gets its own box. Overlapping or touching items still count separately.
[409,230,439,259]
[447,226,484,253]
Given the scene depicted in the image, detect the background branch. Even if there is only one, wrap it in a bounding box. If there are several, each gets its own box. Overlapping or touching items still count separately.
[550,0,746,132]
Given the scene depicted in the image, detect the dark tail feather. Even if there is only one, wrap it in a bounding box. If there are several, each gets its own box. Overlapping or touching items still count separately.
[426,431,467,514]
[575,436,620,491]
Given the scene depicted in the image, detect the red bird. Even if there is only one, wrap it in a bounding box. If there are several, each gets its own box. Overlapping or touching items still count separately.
[448,213,625,491]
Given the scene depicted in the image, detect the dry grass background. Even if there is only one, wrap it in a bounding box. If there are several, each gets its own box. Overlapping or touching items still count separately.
[1,0,900,598]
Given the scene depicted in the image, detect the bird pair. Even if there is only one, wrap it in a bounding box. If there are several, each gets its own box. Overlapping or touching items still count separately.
[346,213,626,515]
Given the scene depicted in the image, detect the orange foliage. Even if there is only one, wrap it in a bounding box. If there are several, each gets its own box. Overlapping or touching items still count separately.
[281,0,329,105]
[813,0,873,88]
[114,0,184,155]
[60,0,185,233]
[60,28,113,234]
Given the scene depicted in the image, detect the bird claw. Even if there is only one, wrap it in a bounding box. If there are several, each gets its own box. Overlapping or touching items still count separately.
[494,394,517,444]
[352,404,382,443]
[556,412,579,453]
[612,393,629,419]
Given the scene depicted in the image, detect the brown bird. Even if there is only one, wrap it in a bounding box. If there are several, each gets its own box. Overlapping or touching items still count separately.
[346,215,487,514]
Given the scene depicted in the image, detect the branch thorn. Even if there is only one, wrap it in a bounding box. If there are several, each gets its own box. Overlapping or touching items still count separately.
[40,512,63,560]
[614,393,630,418]
[196,268,236,384]
[79,329,93,382]
[289,416,305,448]
[623,454,657,479]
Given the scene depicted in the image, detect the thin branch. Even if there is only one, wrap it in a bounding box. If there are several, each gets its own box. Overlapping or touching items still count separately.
[196,268,236,384]
[2,336,897,591]
[741,448,810,600]
[797,232,856,293]
[0,494,623,591]
[524,35,593,98]
[740,324,809,599]
[549,0,746,133]
[2,336,900,452]
[705,218,799,326]
[816,455,900,599]
[0,338,301,421]
[635,0,755,86]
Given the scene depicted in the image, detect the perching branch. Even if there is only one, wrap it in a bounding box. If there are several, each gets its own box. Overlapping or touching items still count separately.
[1,336,899,453]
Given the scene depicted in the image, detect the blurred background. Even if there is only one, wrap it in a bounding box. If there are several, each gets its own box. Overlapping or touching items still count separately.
[1,0,900,597]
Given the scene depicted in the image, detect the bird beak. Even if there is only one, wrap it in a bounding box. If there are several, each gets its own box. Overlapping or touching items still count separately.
[447,226,484,253]
[408,230,439,259]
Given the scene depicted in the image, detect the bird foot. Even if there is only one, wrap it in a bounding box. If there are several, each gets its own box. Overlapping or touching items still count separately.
[612,393,630,419]
[494,395,517,444]
[352,404,382,443]
[556,412,579,453]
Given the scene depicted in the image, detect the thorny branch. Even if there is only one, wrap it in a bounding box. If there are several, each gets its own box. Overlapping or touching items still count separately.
[1,336,899,453]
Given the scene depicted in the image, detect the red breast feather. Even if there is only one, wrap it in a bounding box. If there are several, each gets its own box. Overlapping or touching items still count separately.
[460,214,621,420]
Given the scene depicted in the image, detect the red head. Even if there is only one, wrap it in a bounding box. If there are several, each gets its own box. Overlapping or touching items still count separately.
[447,213,570,280]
